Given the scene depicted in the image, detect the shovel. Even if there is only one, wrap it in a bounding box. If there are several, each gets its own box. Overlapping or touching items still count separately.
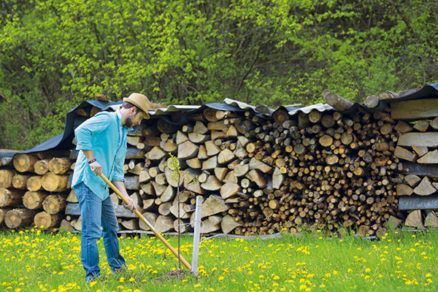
[99,173,192,270]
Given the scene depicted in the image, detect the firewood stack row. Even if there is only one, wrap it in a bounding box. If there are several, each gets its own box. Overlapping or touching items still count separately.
[0,153,71,230]
[392,98,438,230]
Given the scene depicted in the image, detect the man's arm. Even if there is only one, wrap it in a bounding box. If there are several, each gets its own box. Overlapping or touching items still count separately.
[82,150,102,176]
[112,180,136,211]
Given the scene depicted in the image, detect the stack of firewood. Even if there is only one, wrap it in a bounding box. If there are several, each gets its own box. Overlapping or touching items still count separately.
[0,153,71,230]
[62,105,406,236]
[0,100,416,236]
[392,98,438,230]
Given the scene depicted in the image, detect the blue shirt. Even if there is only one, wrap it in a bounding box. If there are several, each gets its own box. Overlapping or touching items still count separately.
[72,111,131,200]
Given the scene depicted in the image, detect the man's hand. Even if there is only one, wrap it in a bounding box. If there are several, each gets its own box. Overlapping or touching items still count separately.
[89,161,103,176]
[123,197,137,211]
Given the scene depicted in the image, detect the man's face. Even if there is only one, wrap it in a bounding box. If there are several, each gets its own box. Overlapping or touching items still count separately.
[125,109,148,128]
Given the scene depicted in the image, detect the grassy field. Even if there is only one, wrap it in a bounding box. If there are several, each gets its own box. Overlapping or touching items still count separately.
[0,228,436,291]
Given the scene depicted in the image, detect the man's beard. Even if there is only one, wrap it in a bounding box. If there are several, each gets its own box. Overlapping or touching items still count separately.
[124,117,133,128]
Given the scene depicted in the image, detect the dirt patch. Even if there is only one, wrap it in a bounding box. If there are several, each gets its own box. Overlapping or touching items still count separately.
[155,269,191,283]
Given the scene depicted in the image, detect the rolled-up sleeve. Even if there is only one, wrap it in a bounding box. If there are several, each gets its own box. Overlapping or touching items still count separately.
[112,147,126,182]
[75,114,111,150]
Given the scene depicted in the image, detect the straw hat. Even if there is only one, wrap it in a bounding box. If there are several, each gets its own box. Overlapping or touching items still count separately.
[123,93,152,118]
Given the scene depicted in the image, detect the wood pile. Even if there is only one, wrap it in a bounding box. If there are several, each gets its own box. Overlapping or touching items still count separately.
[392,97,438,229]
[0,152,71,230]
[2,95,434,236]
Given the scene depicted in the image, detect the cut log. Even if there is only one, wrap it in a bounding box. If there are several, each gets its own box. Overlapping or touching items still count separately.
[176,131,188,145]
[394,121,413,133]
[138,169,151,183]
[221,215,241,234]
[412,146,428,157]
[273,108,289,125]
[139,212,157,230]
[169,201,191,219]
[160,185,175,202]
[202,156,218,170]
[398,132,438,147]
[208,120,227,131]
[189,132,208,144]
[154,215,174,232]
[386,216,402,230]
[202,195,228,218]
[174,219,189,233]
[42,195,66,214]
[0,169,14,188]
[200,215,222,233]
[152,182,167,196]
[186,158,201,169]
[201,175,222,191]
[127,136,140,146]
[319,135,333,147]
[48,158,71,174]
[5,208,35,228]
[417,150,438,164]
[121,219,139,230]
[396,184,413,196]
[364,95,379,108]
[323,89,353,111]
[214,167,228,181]
[158,202,172,216]
[424,211,438,228]
[0,188,22,207]
[178,141,198,159]
[145,146,166,161]
[220,182,241,199]
[194,121,208,134]
[404,175,421,187]
[245,169,266,188]
[394,146,416,162]
[205,141,220,157]
[13,154,38,173]
[71,216,82,231]
[23,191,47,210]
[413,120,429,132]
[326,155,339,165]
[164,167,183,188]
[272,167,284,190]
[34,160,49,175]
[404,210,423,229]
[218,149,235,164]
[249,158,272,173]
[41,173,68,192]
[391,98,438,119]
[203,108,219,122]
[59,219,76,232]
[413,176,436,196]
[160,139,177,153]
[12,174,30,189]
[26,176,42,191]
[34,211,60,230]
[234,164,249,177]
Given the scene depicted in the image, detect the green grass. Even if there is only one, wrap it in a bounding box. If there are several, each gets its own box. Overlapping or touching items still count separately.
[0,228,437,291]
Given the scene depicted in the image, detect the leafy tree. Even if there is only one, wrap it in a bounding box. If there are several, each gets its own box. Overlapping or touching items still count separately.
[0,0,437,149]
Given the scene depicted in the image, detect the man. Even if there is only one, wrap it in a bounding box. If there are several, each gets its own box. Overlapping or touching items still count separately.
[72,93,151,283]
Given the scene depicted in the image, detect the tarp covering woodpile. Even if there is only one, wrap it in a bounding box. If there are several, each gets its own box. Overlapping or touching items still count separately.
[0,82,437,236]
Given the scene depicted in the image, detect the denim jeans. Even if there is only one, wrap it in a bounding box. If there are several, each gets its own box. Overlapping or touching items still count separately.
[74,182,126,280]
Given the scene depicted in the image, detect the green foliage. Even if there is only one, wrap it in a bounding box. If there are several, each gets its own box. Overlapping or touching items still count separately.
[0,0,437,149]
